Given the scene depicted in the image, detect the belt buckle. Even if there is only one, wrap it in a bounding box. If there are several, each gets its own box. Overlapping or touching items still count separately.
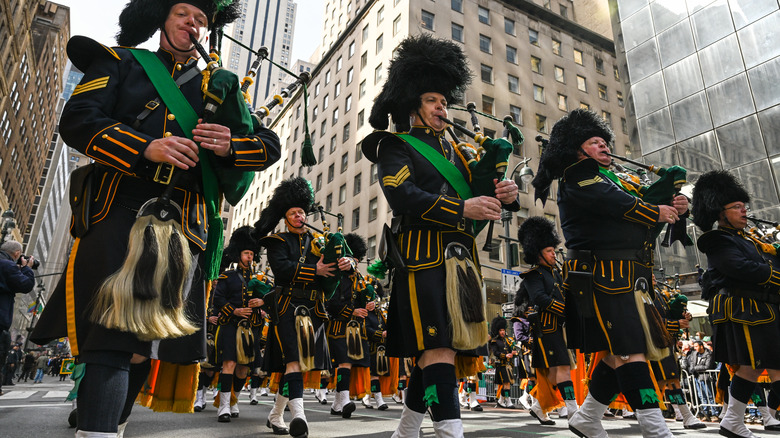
[145,100,160,111]
[457,218,466,231]
[153,163,174,185]
[310,289,318,301]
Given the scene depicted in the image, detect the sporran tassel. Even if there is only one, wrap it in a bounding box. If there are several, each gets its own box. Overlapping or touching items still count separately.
[633,280,670,361]
[295,306,315,372]
[346,320,364,361]
[445,243,488,351]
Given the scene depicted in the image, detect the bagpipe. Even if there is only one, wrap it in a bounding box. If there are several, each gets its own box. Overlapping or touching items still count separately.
[748,216,780,247]
[605,152,692,247]
[305,205,348,299]
[436,102,524,247]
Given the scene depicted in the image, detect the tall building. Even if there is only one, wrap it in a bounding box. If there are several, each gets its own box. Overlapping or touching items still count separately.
[224,0,298,116]
[231,0,630,308]
[607,0,780,279]
[0,1,69,246]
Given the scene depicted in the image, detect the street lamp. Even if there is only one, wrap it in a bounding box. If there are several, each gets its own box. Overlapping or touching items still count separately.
[1,209,16,242]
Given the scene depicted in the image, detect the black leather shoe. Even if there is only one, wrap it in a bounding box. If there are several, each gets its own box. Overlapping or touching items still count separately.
[289,417,308,438]
[530,409,556,426]
[766,424,780,431]
[193,405,203,412]
[68,408,78,428]
[230,412,239,418]
[249,399,258,405]
[218,413,231,422]
[377,403,388,411]
[330,407,342,415]
[342,401,356,419]
[471,405,483,412]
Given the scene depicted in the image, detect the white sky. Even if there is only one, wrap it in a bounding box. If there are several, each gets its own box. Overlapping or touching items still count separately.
[57,0,322,63]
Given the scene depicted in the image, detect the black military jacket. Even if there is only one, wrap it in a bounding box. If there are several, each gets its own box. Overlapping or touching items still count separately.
[365,306,387,353]
[519,265,565,333]
[558,159,660,250]
[366,126,519,271]
[61,37,281,249]
[260,231,321,289]
[698,226,780,294]
[489,335,512,366]
[213,267,263,326]
[326,271,367,339]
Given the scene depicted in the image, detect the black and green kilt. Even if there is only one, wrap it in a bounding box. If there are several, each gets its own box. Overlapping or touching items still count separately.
[650,348,681,381]
[565,259,650,356]
[263,290,331,373]
[709,294,780,369]
[531,328,570,369]
[214,323,240,364]
[328,333,370,367]
[495,363,514,385]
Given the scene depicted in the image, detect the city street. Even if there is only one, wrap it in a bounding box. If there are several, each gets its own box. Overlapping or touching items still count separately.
[0,378,751,437]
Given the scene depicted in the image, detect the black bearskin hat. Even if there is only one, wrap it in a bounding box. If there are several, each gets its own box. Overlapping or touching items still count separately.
[253,177,315,238]
[490,316,507,338]
[225,225,259,262]
[518,217,561,265]
[368,34,472,132]
[117,0,242,47]
[691,170,750,231]
[344,233,367,261]
[532,109,614,204]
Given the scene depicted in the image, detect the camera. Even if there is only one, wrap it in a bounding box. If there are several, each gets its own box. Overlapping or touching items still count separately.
[17,255,40,270]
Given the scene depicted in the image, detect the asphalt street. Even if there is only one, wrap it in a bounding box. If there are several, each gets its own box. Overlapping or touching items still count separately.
[0,378,757,437]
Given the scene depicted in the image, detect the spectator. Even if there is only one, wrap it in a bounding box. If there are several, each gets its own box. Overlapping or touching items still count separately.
[0,240,36,394]
[686,340,719,420]
[17,350,35,382]
[33,352,48,383]
[3,344,21,385]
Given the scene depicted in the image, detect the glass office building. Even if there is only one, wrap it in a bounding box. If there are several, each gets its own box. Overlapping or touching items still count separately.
[608,0,780,277]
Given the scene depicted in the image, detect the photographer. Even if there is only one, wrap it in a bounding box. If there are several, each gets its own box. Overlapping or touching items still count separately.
[0,240,36,394]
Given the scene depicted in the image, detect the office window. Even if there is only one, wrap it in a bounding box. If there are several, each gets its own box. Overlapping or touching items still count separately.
[421,10,434,30]
[343,121,351,141]
[315,82,320,96]
[617,91,624,108]
[393,14,401,35]
[377,5,384,25]
[479,34,491,53]
[573,48,583,65]
[480,64,492,83]
[370,163,378,184]
[323,95,329,110]
[360,80,366,97]
[621,117,628,134]
[531,56,542,74]
[355,143,363,162]
[558,94,568,111]
[602,111,612,126]
[614,65,620,81]
[535,114,547,133]
[598,83,608,101]
[577,75,587,92]
[451,0,463,12]
[529,29,539,46]
[345,95,352,113]
[351,207,360,230]
[505,18,515,35]
[555,66,564,83]
[580,102,590,110]
[482,95,494,115]
[451,23,464,42]
[325,70,331,84]
[333,108,339,125]
[375,63,383,84]
[533,85,545,103]
[326,194,333,211]
[509,105,522,125]
[354,173,362,195]
[376,34,383,53]
[339,184,347,204]
[552,39,561,55]
[316,173,322,191]
[336,56,343,72]
[508,74,519,94]
[335,82,341,97]
[341,153,349,172]
[349,41,355,58]
[362,24,369,42]
[360,51,368,70]
[330,135,337,153]
[367,236,377,259]
[560,5,568,18]
[478,6,489,24]
[328,164,335,182]
[506,45,517,64]
[595,57,604,74]
[358,109,365,127]
[319,146,325,162]
[347,67,354,84]
[312,105,319,121]
[291,149,297,165]
[369,197,378,222]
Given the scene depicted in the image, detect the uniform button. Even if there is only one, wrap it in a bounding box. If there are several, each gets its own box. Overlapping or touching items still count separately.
[176,64,182,71]
[167,114,176,121]
[164,132,172,138]
[101,134,108,139]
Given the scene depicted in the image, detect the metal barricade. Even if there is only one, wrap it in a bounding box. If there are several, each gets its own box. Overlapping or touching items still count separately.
[682,368,721,417]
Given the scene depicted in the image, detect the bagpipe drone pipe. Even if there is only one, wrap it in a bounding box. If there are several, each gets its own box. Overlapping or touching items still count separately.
[306,205,348,299]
